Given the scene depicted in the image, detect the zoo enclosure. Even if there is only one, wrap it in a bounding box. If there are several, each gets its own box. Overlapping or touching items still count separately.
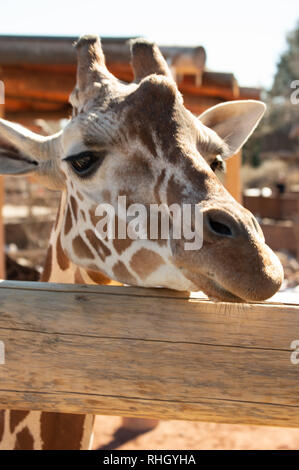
[0,280,298,428]
[0,35,261,279]
[0,37,292,428]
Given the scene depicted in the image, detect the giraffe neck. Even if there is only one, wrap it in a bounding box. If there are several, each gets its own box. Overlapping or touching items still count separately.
[41,190,118,286]
[0,192,114,449]
[0,411,94,450]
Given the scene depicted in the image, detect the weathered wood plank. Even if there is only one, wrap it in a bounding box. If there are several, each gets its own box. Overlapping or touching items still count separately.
[0,280,298,427]
[0,36,206,67]
[0,279,296,304]
[0,281,298,349]
[0,100,5,279]
[225,151,242,203]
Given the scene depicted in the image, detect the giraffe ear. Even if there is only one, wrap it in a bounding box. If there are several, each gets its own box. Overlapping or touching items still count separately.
[0,144,65,190]
[0,118,65,189]
[0,145,38,175]
[198,100,266,158]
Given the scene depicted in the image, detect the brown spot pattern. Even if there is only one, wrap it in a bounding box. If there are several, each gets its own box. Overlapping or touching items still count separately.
[123,151,154,181]
[130,248,164,280]
[56,233,70,271]
[138,129,157,158]
[64,206,72,235]
[167,174,186,206]
[113,236,133,255]
[85,229,111,261]
[14,426,34,450]
[0,410,4,442]
[89,206,106,228]
[87,265,121,288]
[80,209,86,222]
[183,159,215,199]
[70,195,78,221]
[73,235,94,259]
[74,267,85,284]
[41,412,86,450]
[77,191,84,201]
[102,190,111,203]
[40,245,52,282]
[124,75,179,161]
[154,168,166,204]
[10,410,30,434]
[54,197,62,231]
[86,269,112,285]
[113,261,137,285]
[125,112,157,158]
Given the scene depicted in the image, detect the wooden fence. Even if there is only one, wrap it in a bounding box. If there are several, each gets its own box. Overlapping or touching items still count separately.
[243,194,299,258]
[0,280,298,427]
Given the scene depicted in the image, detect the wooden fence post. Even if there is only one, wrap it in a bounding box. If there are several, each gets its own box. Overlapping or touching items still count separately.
[0,95,5,279]
[294,215,299,261]
[0,281,298,427]
[225,150,242,203]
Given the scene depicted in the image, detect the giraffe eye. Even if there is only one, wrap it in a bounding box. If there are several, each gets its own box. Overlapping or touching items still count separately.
[71,154,94,173]
[64,151,106,178]
[210,155,226,173]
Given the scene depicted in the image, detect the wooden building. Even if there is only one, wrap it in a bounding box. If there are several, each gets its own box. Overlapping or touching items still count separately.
[0,35,261,278]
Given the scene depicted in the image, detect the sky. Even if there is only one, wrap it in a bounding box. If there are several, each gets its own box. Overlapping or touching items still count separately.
[0,0,298,88]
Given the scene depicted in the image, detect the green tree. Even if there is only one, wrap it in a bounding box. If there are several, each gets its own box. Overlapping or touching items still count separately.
[271,21,299,98]
[243,20,299,170]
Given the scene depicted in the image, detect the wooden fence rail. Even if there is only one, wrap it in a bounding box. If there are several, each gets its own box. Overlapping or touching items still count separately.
[0,280,298,427]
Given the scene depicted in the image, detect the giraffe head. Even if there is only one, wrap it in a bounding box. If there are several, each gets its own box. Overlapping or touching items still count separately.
[0,35,283,301]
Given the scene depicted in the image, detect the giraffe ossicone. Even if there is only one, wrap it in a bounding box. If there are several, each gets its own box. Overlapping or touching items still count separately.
[0,35,284,449]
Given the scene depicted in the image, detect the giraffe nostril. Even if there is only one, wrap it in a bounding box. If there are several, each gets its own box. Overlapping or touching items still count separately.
[207,216,233,237]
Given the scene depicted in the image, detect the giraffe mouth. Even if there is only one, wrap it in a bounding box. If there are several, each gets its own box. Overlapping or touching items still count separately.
[204,278,244,302]
[183,269,244,302]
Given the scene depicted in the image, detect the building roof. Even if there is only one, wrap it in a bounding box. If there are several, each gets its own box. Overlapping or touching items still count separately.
[0,35,261,122]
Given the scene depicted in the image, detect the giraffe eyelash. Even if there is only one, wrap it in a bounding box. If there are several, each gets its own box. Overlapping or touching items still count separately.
[63,150,107,178]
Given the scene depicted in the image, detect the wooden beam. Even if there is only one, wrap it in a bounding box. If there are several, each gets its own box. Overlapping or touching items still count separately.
[239,86,261,100]
[225,151,242,203]
[0,99,5,279]
[0,36,206,69]
[0,179,4,279]
[1,65,239,107]
[0,281,298,427]
[2,66,75,102]
[5,109,71,121]
[179,71,239,101]
[183,95,224,115]
[4,96,71,120]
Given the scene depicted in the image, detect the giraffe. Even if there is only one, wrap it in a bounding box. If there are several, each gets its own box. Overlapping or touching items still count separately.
[0,35,284,449]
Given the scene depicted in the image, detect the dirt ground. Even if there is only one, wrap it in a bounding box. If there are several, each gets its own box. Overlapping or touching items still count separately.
[92,416,299,450]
